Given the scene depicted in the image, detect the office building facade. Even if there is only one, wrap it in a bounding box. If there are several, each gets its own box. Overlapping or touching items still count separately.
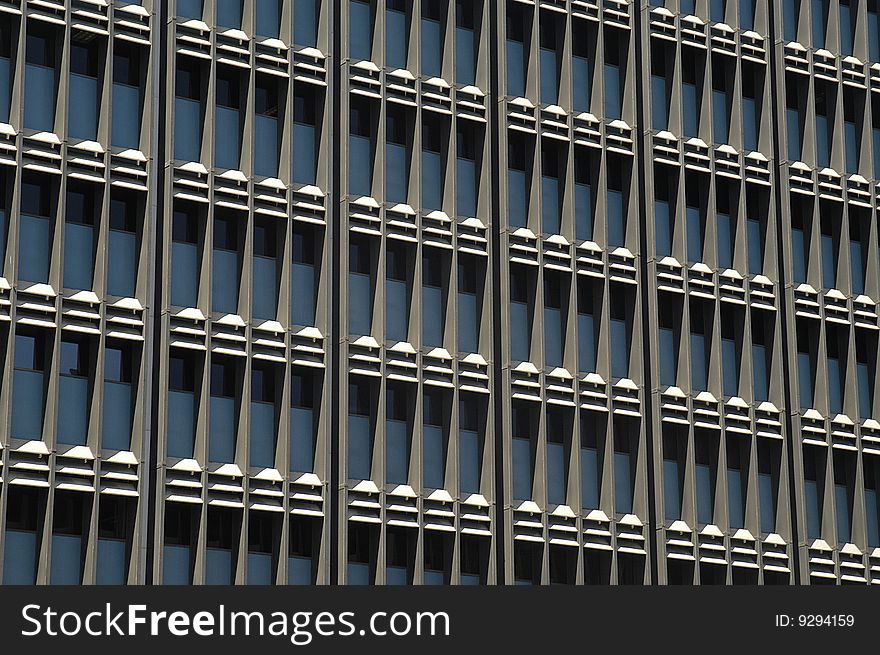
[0,0,877,585]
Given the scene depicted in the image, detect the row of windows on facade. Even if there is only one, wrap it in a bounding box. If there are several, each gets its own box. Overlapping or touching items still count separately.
[785,75,880,176]
[347,237,482,351]
[651,0,880,63]
[3,448,879,585]
[0,22,142,148]
[0,488,325,585]
[170,201,319,323]
[174,59,322,180]
[175,0,320,46]
[166,350,319,471]
[0,174,139,296]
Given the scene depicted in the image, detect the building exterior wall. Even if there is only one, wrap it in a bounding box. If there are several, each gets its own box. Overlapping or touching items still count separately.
[0,0,875,585]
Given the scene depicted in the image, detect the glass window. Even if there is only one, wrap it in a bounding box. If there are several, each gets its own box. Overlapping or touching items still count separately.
[798,331,814,410]
[580,419,599,510]
[19,177,51,284]
[112,46,142,149]
[248,515,276,584]
[508,138,528,230]
[63,185,95,291]
[171,204,199,307]
[834,458,851,544]
[758,445,777,534]
[349,101,373,196]
[288,519,315,584]
[716,210,732,271]
[578,283,596,374]
[784,0,799,41]
[291,371,316,473]
[423,390,445,490]
[25,27,56,132]
[69,40,99,141]
[606,186,626,247]
[682,60,698,138]
[386,110,409,203]
[108,193,138,297]
[727,442,744,530]
[57,338,90,446]
[293,90,317,184]
[696,441,714,525]
[50,493,85,584]
[722,334,738,397]
[163,505,193,584]
[255,77,279,178]
[655,199,671,257]
[252,218,278,320]
[659,305,677,387]
[421,119,443,210]
[421,0,443,78]
[349,239,373,336]
[348,380,372,480]
[539,18,558,105]
[663,432,681,521]
[512,404,533,501]
[865,464,880,547]
[506,6,525,97]
[212,211,240,315]
[168,353,196,459]
[385,385,409,485]
[711,0,725,22]
[350,0,372,61]
[215,68,241,171]
[0,19,11,123]
[209,358,236,463]
[456,124,478,217]
[804,448,823,539]
[174,61,202,161]
[820,224,835,290]
[386,0,407,70]
[385,245,409,342]
[572,34,590,112]
[870,7,880,62]
[294,0,319,47]
[103,344,134,451]
[459,397,481,494]
[177,0,202,19]
[455,0,476,85]
[510,268,530,362]
[256,0,281,38]
[575,154,593,242]
[250,364,277,468]
[651,49,667,130]
[292,226,317,326]
[812,0,827,48]
[840,0,853,56]
[458,257,479,354]
[12,333,45,441]
[205,508,235,585]
[217,0,242,29]
[541,146,561,235]
[610,293,629,378]
[614,437,632,514]
[422,251,444,347]
[816,91,831,168]
[97,497,129,584]
[747,217,763,275]
[543,274,563,368]
[740,0,755,29]
[3,487,39,585]
[546,411,566,506]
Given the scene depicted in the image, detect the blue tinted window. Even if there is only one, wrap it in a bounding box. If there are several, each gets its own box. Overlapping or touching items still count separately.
[349,239,373,335]
[458,258,478,353]
[250,365,276,468]
[350,0,372,60]
[256,0,280,38]
[385,246,409,342]
[290,372,316,473]
[423,392,445,490]
[386,2,407,70]
[177,0,202,19]
[108,195,137,297]
[103,346,133,451]
[112,48,141,149]
[171,206,199,307]
[292,228,317,326]
[64,187,95,290]
[455,0,476,85]
[459,398,480,494]
[614,448,632,514]
[254,81,279,178]
[25,30,56,132]
[421,0,442,78]
[294,0,318,46]
[217,0,242,29]
[69,42,98,140]
[174,63,202,161]
[422,253,444,347]
[348,381,372,480]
